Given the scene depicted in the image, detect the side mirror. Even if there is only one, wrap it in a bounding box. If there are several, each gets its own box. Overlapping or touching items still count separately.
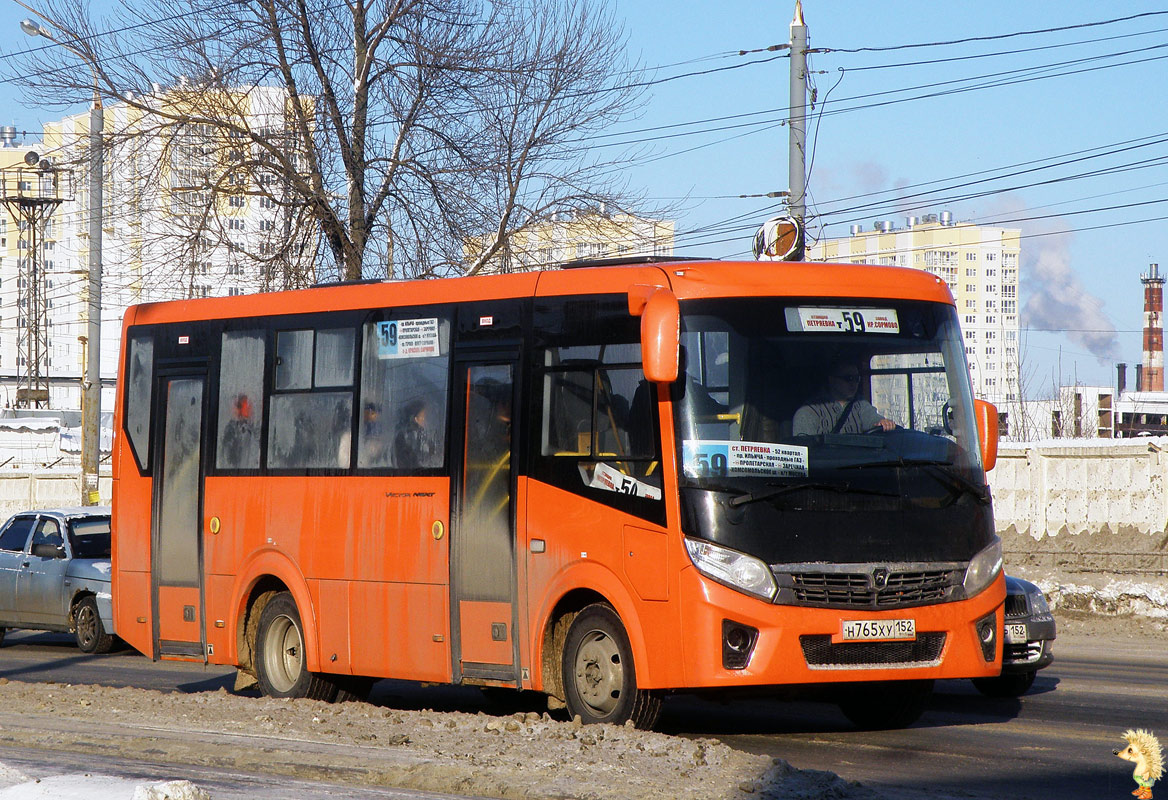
[973,398,999,472]
[628,285,679,383]
[32,543,65,559]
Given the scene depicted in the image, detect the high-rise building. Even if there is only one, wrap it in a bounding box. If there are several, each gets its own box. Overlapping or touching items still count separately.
[466,211,674,273]
[807,213,1021,407]
[0,86,314,411]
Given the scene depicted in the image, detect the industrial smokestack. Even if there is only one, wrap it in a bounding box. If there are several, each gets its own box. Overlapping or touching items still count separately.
[1141,264,1164,391]
[1117,362,1127,396]
[1136,363,1144,391]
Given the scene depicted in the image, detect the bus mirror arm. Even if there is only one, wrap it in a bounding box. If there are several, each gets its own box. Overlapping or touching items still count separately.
[973,398,999,472]
[628,285,679,383]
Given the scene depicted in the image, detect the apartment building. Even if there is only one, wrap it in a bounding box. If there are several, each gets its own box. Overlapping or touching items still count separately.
[466,211,674,273]
[0,85,313,411]
[808,212,1021,407]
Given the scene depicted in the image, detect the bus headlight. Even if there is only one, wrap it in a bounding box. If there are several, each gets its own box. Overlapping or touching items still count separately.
[963,536,1003,598]
[685,537,777,601]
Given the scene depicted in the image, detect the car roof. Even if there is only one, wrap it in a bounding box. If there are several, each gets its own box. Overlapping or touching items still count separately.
[7,506,111,520]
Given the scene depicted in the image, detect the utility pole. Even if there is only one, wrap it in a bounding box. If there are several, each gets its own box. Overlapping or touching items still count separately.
[787,1,808,261]
[21,12,105,505]
[82,94,104,506]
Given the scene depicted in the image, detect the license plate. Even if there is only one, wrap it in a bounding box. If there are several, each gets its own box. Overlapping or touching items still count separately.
[838,618,916,642]
[1005,623,1028,644]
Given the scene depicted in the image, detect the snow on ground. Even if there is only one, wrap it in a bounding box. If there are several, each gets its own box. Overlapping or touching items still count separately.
[0,775,208,799]
[0,574,1163,800]
[1011,566,1168,620]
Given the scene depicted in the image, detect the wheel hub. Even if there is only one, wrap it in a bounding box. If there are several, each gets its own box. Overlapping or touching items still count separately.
[574,630,623,714]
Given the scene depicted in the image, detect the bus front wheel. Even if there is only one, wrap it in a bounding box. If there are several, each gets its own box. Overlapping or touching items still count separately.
[255,592,337,701]
[561,604,661,729]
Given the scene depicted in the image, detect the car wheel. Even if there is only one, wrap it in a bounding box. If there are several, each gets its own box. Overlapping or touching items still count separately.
[74,596,113,654]
[255,592,337,701]
[561,604,661,729]
[838,680,933,730]
[973,671,1036,698]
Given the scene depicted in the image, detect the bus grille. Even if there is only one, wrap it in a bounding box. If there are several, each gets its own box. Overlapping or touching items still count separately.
[1004,593,1029,618]
[799,633,947,670]
[780,567,961,609]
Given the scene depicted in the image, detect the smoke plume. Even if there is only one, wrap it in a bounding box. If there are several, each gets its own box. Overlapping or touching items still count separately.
[1019,215,1120,363]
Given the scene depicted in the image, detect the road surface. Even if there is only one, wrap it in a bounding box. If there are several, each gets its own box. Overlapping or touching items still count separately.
[0,617,1163,800]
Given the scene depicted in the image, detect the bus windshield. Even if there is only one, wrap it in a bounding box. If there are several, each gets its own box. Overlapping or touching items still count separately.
[673,298,990,563]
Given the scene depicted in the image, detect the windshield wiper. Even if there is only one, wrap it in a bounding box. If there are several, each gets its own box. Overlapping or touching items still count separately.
[728,481,898,508]
[840,458,989,504]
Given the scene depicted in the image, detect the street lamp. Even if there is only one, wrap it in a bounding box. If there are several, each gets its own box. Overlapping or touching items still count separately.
[20,11,104,505]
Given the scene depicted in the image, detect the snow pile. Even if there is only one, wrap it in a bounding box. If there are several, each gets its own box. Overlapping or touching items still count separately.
[0,777,209,799]
[1034,576,1168,619]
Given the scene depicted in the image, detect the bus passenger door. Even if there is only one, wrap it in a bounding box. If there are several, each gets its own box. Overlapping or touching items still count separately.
[150,372,207,661]
[451,356,520,684]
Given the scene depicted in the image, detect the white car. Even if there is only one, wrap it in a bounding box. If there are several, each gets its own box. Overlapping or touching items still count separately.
[0,507,115,653]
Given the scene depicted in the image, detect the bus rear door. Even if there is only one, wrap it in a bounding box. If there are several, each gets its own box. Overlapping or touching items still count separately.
[150,370,208,661]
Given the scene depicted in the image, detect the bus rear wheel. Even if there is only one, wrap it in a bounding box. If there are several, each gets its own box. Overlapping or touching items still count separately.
[255,592,337,701]
[561,604,661,729]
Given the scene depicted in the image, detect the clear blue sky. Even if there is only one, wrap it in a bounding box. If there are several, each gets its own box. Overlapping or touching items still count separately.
[0,0,1164,395]
[610,0,1168,395]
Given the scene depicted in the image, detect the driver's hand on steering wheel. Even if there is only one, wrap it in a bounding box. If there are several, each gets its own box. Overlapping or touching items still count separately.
[875,417,896,431]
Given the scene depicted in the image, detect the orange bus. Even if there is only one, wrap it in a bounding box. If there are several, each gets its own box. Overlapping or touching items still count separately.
[111,257,1004,729]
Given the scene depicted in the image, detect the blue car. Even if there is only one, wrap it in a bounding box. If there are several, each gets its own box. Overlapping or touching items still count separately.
[973,574,1056,697]
[0,507,115,653]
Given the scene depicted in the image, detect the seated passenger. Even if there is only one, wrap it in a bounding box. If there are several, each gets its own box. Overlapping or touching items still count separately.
[393,398,437,469]
[792,361,895,435]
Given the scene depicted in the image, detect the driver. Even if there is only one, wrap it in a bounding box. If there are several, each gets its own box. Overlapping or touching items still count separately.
[792,360,896,435]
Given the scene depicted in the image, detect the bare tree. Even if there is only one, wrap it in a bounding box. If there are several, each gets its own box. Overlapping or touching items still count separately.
[6,0,651,286]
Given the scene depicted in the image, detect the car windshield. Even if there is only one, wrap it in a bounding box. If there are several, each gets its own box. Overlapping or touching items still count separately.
[68,517,111,559]
[673,297,985,501]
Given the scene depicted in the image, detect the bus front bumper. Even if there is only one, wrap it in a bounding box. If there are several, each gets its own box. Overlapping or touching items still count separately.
[672,566,1005,689]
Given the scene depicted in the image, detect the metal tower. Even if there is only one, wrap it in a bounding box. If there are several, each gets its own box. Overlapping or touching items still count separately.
[1,156,68,408]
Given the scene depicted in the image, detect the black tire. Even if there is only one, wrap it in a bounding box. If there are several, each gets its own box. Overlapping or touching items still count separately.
[973,671,1036,698]
[838,679,933,730]
[561,604,661,729]
[74,595,113,654]
[255,592,337,701]
[333,676,376,703]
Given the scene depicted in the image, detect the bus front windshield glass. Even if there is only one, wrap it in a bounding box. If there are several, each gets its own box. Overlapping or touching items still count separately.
[674,298,984,499]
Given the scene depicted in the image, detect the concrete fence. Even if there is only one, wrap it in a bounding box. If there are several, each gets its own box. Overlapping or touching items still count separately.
[0,470,112,516]
[2,444,1165,578]
[989,440,1168,575]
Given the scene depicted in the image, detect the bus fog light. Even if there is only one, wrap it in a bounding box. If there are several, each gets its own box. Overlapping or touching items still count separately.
[722,620,759,670]
[976,613,996,662]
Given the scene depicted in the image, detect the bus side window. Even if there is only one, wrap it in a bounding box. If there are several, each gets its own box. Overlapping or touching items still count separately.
[267,328,356,471]
[358,315,450,471]
[216,331,265,470]
[536,346,662,520]
[124,332,154,470]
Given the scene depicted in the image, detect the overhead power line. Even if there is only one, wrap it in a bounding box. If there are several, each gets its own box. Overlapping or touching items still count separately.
[825,10,1168,54]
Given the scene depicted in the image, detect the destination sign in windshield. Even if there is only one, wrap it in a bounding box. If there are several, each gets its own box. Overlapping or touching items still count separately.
[785,307,900,334]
